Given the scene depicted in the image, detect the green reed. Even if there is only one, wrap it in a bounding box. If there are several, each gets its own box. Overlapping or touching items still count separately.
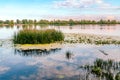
[13,29,64,44]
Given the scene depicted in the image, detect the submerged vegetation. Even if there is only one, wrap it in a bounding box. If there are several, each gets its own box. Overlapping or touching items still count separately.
[13,29,64,44]
[0,19,120,25]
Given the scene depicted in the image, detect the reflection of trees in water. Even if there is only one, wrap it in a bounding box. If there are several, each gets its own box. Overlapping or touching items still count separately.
[80,59,120,80]
[0,25,14,28]
[17,25,21,29]
[14,48,61,57]
[0,24,118,32]
[69,25,73,29]
[39,24,49,28]
[22,25,29,29]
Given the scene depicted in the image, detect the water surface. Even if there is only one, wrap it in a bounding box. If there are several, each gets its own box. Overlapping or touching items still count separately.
[0,25,120,80]
[0,24,120,39]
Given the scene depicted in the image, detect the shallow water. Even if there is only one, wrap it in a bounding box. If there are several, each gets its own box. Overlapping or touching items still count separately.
[0,25,120,80]
[0,41,120,80]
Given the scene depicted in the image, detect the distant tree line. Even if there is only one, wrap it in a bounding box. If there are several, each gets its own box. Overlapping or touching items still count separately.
[0,19,120,25]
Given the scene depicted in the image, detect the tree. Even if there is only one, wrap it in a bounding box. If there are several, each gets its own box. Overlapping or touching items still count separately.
[10,20,14,25]
[22,19,28,24]
[69,19,74,26]
[28,20,34,24]
[98,19,104,24]
[38,20,49,24]
[0,20,4,24]
[16,19,22,24]
[34,19,37,24]
[4,20,10,24]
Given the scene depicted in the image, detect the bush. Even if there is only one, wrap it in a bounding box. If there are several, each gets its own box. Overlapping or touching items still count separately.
[13,29,64,44]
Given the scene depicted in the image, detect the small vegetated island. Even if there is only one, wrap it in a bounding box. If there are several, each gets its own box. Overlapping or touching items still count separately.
[14,29,64,52]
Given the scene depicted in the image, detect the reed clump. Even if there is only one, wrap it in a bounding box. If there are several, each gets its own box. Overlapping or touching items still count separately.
[13,29,64,44]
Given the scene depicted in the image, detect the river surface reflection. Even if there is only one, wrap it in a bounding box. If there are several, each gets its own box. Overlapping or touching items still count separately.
[0,42,120,80]
[0,24,120,39]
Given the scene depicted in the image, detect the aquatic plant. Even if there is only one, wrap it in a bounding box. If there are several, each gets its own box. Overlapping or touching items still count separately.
[115,72,120,80]
[91,67,102,76]
[81,59,120,80]
[65,51,73,59]
[65,34,120,45]
[13,29,64,44]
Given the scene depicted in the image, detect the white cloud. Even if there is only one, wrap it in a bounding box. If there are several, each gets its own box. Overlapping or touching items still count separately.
[54,0,119,10]
[0,66,10,74]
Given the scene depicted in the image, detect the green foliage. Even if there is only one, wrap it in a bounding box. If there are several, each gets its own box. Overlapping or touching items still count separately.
[3,20,14,25]
[91,67,102,76]
[0,20,4,24]
[22,19,28,24]
[38,20,49,24]
[1,19,120,25]
[16,19,22,24]
[13,29,64,44]
[115,72,120,80]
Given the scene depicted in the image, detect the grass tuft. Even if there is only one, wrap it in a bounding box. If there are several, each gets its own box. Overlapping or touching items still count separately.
[13,29,64,44]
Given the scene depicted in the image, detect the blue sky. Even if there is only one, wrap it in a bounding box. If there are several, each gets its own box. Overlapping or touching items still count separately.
[0,0,120,20]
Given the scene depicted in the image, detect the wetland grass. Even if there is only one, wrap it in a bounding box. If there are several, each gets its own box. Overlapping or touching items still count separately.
[81,59,120,80]
[13,29,64,44]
